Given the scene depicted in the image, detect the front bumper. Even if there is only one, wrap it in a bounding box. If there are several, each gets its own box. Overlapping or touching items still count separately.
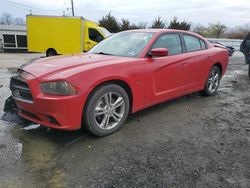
[15,95,84,130]
[11,72,86,130]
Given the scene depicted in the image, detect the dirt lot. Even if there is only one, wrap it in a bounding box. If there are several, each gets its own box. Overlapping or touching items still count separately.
[0,52,250,188]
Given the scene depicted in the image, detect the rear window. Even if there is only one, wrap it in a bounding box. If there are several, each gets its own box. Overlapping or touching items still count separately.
[183,35,201,52]
[200,40,207,50]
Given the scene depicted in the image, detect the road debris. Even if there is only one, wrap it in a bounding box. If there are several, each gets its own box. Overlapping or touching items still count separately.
[22,124,40,131]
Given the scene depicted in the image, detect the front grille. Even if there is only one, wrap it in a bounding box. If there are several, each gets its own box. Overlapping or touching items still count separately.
[10,76,33,103]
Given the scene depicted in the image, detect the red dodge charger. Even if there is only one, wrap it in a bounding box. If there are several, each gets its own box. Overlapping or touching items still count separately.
[10,29,229,136]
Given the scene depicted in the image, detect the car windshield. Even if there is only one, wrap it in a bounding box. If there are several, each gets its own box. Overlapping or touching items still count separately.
[88,32,154,57]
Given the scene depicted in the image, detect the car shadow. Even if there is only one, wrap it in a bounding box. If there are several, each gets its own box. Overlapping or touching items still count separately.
[127,92,204,123]
[2,92,208,148]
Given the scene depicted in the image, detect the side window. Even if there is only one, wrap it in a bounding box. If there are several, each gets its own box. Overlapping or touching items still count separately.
[88,28,104,42]
[152,34,182,55]
[16,35,27,48]
[183,35,201,52]
[200,40,207,50]
[3,34,16,47]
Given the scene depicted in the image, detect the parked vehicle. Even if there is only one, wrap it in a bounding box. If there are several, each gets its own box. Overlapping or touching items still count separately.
[26,15,111,56]
[208,40,235,56]
[0,24,27,51]
[240,32,250,77]
[10,29,229,136]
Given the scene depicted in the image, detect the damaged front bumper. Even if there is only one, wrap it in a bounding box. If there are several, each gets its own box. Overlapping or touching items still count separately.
[8,71,86,131]
[4,96,17,113]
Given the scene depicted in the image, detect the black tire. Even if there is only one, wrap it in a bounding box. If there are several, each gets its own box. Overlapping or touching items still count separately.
[201,66,221,96]
[46,49,57,57]
[83,84,130,136]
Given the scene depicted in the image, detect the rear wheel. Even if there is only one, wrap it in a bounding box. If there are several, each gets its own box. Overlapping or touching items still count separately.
[84,84,130,136]
[201,66,221,96]
[46,49,57,57]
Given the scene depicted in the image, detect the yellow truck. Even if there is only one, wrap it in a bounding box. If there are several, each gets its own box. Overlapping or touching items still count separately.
[26,15,111,56]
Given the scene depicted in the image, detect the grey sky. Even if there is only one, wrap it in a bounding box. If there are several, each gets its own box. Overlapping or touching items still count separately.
[0,0,249,27]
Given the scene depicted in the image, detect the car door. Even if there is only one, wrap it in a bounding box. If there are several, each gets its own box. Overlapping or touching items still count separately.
[84,28,104,51]
[145,33,188,104]
[181,34,210,92]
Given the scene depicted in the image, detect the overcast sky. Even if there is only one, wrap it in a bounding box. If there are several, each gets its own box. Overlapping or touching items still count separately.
[0,0,249,27]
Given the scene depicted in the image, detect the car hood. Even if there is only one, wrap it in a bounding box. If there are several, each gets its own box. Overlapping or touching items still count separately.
[21,54,131,78]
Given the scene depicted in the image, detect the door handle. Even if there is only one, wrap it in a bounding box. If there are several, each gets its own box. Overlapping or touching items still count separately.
[86,42,91,44]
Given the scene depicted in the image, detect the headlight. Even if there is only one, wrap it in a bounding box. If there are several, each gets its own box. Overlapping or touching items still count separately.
[40,81,77,96]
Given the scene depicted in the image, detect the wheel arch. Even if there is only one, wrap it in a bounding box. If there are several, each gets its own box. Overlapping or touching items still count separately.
[202,62,223,94]
[83,78,134,117]
[213,62,223,77]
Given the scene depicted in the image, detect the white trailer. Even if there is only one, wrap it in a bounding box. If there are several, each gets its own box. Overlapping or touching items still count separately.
[0,24,27,51]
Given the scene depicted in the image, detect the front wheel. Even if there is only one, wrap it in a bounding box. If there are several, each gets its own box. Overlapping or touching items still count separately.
[201,66,221,96]
[84,84,130,136]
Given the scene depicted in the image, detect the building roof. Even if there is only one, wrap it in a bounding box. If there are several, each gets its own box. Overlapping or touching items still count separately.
[0,24,26,32]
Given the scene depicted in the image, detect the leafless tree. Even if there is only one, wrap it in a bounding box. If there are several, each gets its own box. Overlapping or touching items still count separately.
[0,13,13,25]
[209,23,227,38]
[13,17,25,25]
[192,24,207,36]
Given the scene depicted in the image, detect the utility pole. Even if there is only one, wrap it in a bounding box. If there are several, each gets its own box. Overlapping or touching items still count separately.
[71,0,75,16]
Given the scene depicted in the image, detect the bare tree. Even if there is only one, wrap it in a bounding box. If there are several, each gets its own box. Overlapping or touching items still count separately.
[192,24,207,36]
[13,17,25,25]
[0,13,13,25]
[224,24,250,39]
[209,23,227,38]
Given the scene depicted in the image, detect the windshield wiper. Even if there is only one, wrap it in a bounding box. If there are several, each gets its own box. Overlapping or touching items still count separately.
[94,52,115,56]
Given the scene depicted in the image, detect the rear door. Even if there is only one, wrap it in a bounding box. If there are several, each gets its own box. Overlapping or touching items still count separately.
[145,33,188,104]
[181,34,209,91]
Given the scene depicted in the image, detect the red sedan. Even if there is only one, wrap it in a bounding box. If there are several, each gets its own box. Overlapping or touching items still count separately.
[10,29,229,136]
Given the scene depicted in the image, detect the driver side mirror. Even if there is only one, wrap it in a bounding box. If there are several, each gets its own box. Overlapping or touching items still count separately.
[150,48,168,57]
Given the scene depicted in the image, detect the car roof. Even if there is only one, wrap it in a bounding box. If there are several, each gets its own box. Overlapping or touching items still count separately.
[123,29,204,39]
[124,28,190,34]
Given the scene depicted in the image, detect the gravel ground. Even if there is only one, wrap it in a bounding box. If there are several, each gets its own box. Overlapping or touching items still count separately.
[0,51,249,188]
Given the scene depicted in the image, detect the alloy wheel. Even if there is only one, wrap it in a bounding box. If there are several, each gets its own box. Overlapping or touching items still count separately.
[207,69,220,93]
[94,91,125,130]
